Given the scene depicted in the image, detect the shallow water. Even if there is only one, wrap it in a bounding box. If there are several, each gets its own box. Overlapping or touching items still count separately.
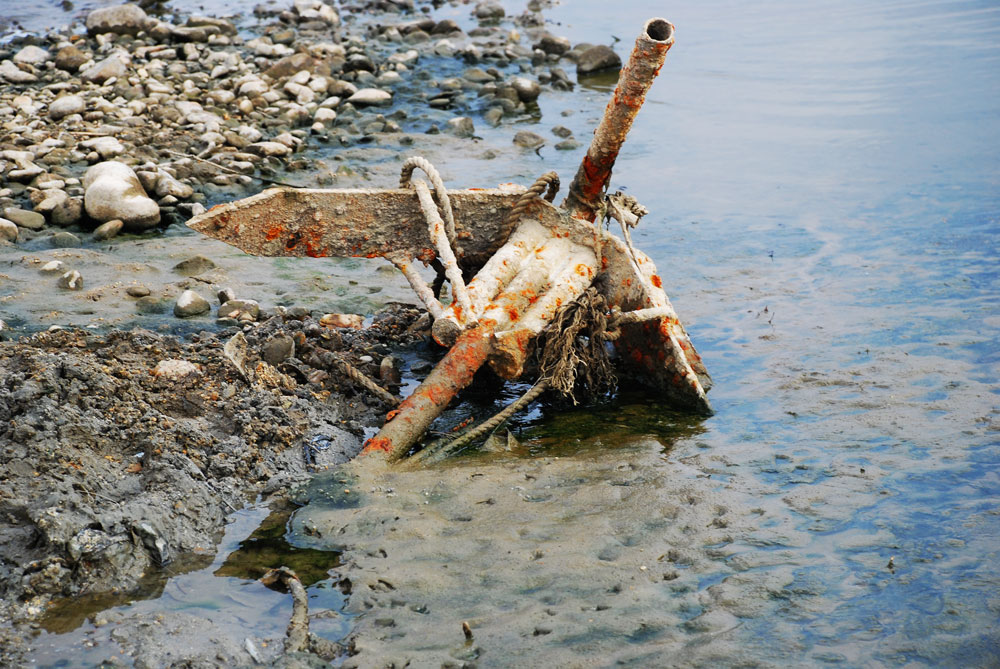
[9,0,1000,665]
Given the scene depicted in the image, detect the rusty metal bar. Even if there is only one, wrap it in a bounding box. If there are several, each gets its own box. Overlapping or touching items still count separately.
[562,18,675,222]
[360,325,496,462]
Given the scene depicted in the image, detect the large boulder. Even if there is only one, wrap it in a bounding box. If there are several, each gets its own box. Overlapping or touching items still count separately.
[85,4,152,36]
[83,161,160,232]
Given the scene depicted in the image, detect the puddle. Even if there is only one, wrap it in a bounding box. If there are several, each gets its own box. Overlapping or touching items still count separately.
[27,504,350,667]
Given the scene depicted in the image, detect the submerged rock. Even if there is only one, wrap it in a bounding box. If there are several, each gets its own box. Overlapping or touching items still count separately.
[577,45,622,75]
[83,161,160,232]
[174,290,211,318]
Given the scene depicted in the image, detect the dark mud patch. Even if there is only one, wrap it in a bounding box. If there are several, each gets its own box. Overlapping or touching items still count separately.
[0,304,423,665]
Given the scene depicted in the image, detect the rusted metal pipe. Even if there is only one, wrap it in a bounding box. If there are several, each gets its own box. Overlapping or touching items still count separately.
[563,18,675,222]
[360,325,496,462]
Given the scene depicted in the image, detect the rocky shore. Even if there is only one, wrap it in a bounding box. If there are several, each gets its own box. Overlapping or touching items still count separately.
[0,0,636,665]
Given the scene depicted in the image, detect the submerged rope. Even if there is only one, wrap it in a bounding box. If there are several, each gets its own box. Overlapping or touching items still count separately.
[410,288,620,462]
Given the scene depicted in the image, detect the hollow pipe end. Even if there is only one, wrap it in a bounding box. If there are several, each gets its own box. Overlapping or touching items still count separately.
[643,18,675,45]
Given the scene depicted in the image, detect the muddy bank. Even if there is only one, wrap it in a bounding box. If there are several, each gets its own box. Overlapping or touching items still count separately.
[0,304,422,665]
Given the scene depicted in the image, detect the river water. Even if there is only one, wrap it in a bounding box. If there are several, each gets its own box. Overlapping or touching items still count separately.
[8,0,1000,666]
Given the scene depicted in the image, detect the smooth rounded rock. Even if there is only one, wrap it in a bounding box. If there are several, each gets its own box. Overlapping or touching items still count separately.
[511,77,541,103]
[13,45,51,66]
[262,334,295,366]
[346,88,392,106]
[81,55,128,84]
[93,219,124,240]
[0,218,18,242]
[86,4,151,36]
[125,284,150,298]
[173,255,216,276]
[4,207,45,230]
[55,45,89,71]
[50,231,82,248]
[577,45,622,75]
[136,296,167,314]
[49,95,86,121]
[513,130,546,149]
[83,161,160,231]
[174,290,211,318]
[0,60,37,84]
[446,116,475,138]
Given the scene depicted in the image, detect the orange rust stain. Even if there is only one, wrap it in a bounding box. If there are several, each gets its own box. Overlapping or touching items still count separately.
[601,256,609,270]
[575,263,592,277]
[417,247,437,263]
[361,437,393,454]
[265,225,284,242]
[508,308,520,322]
[385,409,400,422]
[650,274,662,288]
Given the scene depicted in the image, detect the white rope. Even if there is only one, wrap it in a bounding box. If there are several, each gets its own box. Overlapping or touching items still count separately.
[412,178,474,322]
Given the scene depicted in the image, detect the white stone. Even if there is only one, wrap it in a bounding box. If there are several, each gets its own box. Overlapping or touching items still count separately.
[85,4,151,36]
[83,161,160,231]
[346,88,392,106]
[314,107,337,124]
[237,125,263,142]
[248,141,291,157]
[48,95,86,120]
[13,45,51,66]
[0,60,37,84]
[174,290,211,318]
[40,260,65,273]
[0,217,17,242]
[80,136,125,159]
[238,79,268,97]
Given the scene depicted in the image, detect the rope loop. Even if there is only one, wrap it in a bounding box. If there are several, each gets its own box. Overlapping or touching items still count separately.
[400,156,457,248]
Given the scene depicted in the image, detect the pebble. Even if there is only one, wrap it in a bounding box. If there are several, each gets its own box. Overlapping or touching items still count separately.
[447,117,476,138]
[0,218,18,242]
[511,77,541,103]
[13,46,51,66]
[48,95,87,120]
[513,130,546,149]
[93,219,124,240]
[346,88,392,106]
[40,260,65,273]
[85,4,152,36]
[50,231,82,248]
[577,45,622,75]
[126,285,151,298]
[173,255,216,276]
[248,141,292,157]
[83,161,160,231]
[174,290,211,318]
[55,45,89,71]
[4,207,45,230]
[136,296,167,314]
[555,139,582,151]
[262,334,295,365]
[155,173,194,200]
[58,270,84,290]
[0,60,37,84]
[218,299,260,321]
[80,54,128,84]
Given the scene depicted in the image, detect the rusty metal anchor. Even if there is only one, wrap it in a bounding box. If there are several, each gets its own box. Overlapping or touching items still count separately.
[187,18,712,463]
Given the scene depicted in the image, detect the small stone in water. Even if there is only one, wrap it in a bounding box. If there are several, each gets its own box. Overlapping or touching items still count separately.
[40,260,65,273]
[50,231,82,248]
[93,219,124,241]
[126,285,151,298]
[513,130,546,149]
[58,270,84,290]
[173,255,216,276]
[174,290,211,318]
